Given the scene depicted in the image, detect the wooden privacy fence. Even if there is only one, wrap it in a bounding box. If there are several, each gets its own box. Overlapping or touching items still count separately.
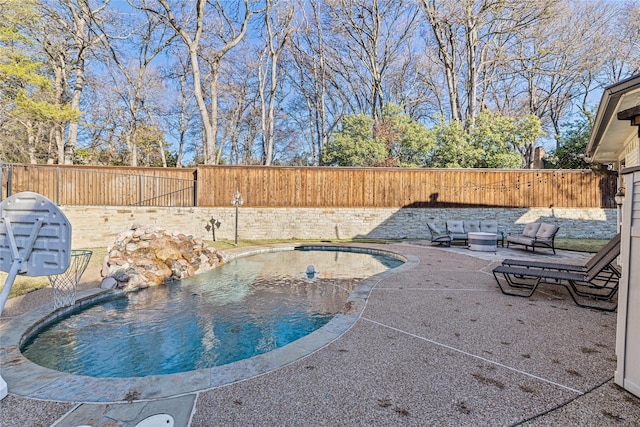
[1,164,196,207]
[0,164,618,208]
[197,166,618,208]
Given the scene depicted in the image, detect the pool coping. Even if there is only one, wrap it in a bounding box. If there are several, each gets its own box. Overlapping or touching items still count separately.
[0,243,418,403]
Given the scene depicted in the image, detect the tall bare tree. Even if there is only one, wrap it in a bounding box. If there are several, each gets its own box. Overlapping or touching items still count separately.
[287,0,335,165]
[5,0,639,168]
[139,0,253,165]
[162,50,199,167]
[419,0,554,125]
[40,0,110,164]
[325,0,419,121]
[217,51,260,164]
[96,7,175,166]
[491,0,627,156]
[594,0,640,87]
[258,0,293,165]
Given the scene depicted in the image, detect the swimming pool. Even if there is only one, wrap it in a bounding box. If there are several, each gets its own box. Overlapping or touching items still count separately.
[21,247,403,378]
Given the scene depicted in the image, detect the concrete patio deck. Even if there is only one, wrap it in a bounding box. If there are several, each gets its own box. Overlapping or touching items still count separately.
[1,242,639,426]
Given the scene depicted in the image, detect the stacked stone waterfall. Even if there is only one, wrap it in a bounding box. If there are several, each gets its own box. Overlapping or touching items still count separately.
[101,224,226,291]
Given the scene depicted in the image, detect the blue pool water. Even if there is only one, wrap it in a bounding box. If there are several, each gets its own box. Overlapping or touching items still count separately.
[21,248,402,378]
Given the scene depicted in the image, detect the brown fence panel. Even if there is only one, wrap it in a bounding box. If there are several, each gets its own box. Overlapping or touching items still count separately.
[195,166,618,208]
[1,164,196,206]
[2,164,57,201]
[0,164,617,208]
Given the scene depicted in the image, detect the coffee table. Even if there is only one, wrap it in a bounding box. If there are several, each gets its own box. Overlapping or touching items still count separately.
[468,232,498,252]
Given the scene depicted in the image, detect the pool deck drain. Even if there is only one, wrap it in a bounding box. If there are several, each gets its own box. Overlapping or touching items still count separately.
[2,242,640,426]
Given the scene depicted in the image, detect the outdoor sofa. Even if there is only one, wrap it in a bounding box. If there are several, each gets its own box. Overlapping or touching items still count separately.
[445,220,505,246]
[506,222,560,254]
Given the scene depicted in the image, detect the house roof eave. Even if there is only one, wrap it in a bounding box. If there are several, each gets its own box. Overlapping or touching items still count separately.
[586,73,640,164]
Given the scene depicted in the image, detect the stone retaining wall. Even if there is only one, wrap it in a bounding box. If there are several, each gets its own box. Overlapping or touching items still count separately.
[60,206,618,249]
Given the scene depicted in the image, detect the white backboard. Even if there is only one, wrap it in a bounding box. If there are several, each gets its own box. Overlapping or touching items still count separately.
[0,192,71,276]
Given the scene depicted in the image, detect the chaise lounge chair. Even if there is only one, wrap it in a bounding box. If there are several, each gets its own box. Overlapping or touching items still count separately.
[492,239,621,311]
[501,233,621,284]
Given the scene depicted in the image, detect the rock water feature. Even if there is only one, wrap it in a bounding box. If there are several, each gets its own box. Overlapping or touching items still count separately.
[101,224,226,291]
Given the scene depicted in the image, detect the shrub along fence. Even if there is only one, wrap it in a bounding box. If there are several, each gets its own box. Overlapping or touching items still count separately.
[0,163,618,209]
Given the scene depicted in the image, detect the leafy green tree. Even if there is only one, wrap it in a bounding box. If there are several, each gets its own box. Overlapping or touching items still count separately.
[513,114,545,168]
[322,113,386,166]
[0,0,39,162]
[0,0,78,164]
[430,111,542,169]
[160,151,179,168]
[136,123,170,167]
[548,117,592,169]
[375,104,434,167]
[471,110,533,168]
[429,117,481,168]
[1,62,79,163]
[323,104,434,167]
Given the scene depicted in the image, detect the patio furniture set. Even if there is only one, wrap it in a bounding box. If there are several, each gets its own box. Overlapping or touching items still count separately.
[427,220,560,253]
[427,220,504,251]
[427,220,620,311]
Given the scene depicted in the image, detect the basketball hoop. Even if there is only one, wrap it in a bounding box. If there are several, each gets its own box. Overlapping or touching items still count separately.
[0,191,72,400]
[49,249,92,309]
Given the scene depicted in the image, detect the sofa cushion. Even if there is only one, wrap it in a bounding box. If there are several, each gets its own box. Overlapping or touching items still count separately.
[480,220,498,233]
[521,223,541,238]
[507,235,535,246]
[446,220,465,234]
[465,220,481,232]
[449,233,468,241]
[536,223,559,240]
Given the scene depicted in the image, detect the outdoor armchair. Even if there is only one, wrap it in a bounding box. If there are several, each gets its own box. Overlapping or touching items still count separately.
[427,223,451,246]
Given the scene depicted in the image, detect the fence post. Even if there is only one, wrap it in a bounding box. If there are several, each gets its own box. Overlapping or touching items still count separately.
[138,174,142,206]
[6,164,12,199]
[56,167,60,205]
[193,173,198,207]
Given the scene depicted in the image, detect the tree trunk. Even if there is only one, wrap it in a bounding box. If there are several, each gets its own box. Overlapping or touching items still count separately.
[27,121,37,164]
[124,129,138,166]
[55,124,65,163]
[210,67,220,165]
[465,6,478,125]
[422,1,461,121]
[176,74,187,168]
[64,54,85,164]
[189,46,215,164]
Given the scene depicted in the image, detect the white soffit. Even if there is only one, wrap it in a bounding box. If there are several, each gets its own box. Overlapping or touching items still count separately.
[587,74,640,164]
